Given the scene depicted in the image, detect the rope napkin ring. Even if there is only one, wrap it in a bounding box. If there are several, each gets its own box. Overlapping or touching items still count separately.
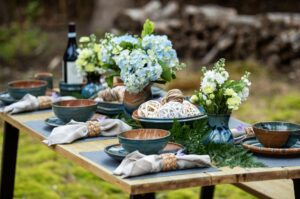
[245,127,255,137]
[37,96,52,109]
[87,121,101,137]
[160,153,177,171]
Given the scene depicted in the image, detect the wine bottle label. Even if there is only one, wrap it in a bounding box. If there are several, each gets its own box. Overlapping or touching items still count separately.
[68,32,76,38]
[66,61,83,84]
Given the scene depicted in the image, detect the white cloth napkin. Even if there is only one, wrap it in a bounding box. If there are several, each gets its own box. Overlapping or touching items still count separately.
[113,151,211,178]
[43,119,132,146]
[0,94,75,114]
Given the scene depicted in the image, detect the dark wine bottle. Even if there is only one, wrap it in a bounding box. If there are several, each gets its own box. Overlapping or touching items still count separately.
[63,22,83,84]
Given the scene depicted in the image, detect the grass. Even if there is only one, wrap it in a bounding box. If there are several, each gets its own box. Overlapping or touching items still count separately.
[1,60,300,198]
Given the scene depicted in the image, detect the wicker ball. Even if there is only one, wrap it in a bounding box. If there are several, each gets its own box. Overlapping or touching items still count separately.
[161,89,184,104]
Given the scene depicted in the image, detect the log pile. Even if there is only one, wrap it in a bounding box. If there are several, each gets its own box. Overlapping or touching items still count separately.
[114,1,300,72]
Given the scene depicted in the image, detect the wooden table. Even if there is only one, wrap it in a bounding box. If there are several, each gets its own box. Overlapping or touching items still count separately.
[1,110,300,199]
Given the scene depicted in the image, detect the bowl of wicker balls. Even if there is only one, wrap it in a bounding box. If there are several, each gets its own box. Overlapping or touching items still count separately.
[132,89,207,130]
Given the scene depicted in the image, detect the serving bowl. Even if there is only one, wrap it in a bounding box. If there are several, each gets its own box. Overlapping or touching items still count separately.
[132,110,207,130]
[7,80,47,99]
[52,99,97,123]
[118,129,170,155]
[253,121,300,148]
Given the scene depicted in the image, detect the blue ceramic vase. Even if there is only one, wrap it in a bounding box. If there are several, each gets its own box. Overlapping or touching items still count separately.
[81,73,104,99]
[206,114,234,144]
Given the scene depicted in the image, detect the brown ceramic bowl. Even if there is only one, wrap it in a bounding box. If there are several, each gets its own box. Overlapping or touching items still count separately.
[253,122,294,148]
[52,99,97,123]
[7,80,47,99]
[118,129,170,154]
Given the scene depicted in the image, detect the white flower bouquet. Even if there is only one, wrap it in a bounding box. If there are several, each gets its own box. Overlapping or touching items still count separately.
[190,58,251,114]
[76,34,107,75]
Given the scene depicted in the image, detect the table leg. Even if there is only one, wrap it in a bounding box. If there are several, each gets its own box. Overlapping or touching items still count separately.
[293,179,300,199]
[130,193,155,199]
[200,185,215,199]
[0,122,19,199]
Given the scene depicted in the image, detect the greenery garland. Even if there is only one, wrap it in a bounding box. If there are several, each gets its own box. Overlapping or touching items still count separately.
[115,113,264,167]
[170,119,265,168]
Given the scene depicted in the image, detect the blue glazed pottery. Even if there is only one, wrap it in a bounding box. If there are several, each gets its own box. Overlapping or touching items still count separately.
[242,137,300,156]
[105,142,185,161]
[59,81,84,98]
[96,101,124,115]
[7,80,47,99]
[44,116,66,127]
[253,121,300,148]
[0,91,18,105]
[118,129,170,155]
[205,114,234,144]
[34,72,53,89]
[52,99,97,123]
[132,110,207,130]
[81,72,104,99]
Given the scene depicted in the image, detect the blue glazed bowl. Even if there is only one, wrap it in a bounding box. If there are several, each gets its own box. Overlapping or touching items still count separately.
[59,81,84,98]
[52,99,97,123]
[132,110,207,130]
[253,121,300,148]
[7,80,47,99]
[118,129,170,155]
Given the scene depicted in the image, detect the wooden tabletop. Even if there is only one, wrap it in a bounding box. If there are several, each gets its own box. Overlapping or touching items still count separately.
[1,110,300,195]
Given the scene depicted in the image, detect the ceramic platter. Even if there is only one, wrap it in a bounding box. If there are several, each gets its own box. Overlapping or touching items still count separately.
[0,91,18,105]
[105,142,185,161]
[132,110,207,130]
[45,116,66,127]
[242,137,300,157]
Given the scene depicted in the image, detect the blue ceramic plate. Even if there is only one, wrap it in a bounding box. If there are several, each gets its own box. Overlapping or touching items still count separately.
[45,116,66,127]
[104,142,185,162]
[0,91,18,105]
[242,137,300,156]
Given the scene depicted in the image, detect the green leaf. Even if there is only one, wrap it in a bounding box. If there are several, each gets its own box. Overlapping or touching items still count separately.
[159,61,172,82]
[105,76,114,88]
[105,71,120,88]
[141,19,155,38]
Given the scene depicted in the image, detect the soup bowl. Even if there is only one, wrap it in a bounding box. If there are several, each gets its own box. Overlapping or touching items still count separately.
[253,121,300,148]
[118,129,170,155]
[52,99,97,123]
[7,80,47,99]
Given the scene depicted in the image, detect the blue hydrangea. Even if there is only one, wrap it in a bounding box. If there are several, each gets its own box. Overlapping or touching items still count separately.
[113,49,162,93]
[99,34,139,66]
[142,35,181,70]
[111,35,139,45]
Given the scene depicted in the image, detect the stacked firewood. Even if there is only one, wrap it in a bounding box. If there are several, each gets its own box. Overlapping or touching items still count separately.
[114,1,300,71]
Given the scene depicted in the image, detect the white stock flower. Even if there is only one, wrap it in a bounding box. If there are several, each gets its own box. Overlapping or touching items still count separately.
[202,85,215,94]
[215,72,227,85]
[190,95,199,103]
[227,95,242,110]
[79,36,90,43]
[238,87,249,101]
[224,88,237,96]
